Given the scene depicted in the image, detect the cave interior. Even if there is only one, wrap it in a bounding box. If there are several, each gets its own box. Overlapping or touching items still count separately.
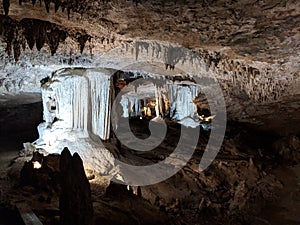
[0,0,300,225]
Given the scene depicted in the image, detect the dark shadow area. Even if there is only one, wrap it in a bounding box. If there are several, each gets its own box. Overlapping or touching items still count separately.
[0,207,24,225]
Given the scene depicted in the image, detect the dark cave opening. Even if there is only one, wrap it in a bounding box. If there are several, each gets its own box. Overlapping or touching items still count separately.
[0,94,43,148]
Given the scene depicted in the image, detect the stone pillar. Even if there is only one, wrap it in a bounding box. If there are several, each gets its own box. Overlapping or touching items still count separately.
[59,148,93,225]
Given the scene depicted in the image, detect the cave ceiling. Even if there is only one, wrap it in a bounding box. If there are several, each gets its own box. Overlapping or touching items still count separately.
[0,0,299,130]
[1,0,299,61]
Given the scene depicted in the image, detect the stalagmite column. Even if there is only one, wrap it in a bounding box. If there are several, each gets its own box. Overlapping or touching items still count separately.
[60,148,93,225]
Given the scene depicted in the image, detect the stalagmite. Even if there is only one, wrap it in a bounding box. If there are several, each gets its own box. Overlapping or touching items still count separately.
[60,148,93,225]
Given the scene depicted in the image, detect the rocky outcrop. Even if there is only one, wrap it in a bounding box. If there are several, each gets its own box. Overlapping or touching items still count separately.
[17,148,94,225]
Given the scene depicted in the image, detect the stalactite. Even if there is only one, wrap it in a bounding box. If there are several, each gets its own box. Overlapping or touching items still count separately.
[3,0,10,16]
[21,19,35,50]
[67,6,71,19]
[47,29,67,55]
[116,73,201,122]
[55,0,61,12]
[13,38,21,61]
[1,0,118,19]
[61,1,66,12]
[108,40,298,106]
[35,24,46,51]
[44,0,51,13]
[76,33,91,54]
[1,16,92,61]
[2,18,16,57]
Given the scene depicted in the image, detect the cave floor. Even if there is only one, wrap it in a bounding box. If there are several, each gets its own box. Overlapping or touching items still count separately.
[0,95,300,225]
[0,120,299,225]
[260,165,300,225]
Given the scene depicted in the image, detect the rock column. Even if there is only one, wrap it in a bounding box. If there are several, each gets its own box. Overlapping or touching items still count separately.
[59,147,93,225]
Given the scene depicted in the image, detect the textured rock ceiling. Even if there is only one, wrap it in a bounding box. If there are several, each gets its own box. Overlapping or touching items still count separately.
[0,0,299,132]
[1,0,300,61]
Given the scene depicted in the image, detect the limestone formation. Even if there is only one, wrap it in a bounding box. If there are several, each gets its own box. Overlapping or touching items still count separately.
[60,147,93,225]
[0,16,91,61]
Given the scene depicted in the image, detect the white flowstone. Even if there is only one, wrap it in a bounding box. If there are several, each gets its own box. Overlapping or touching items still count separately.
[36,68,203,155]
[166,83,201,121]
[117,74,201,123]
[33,68,118,177]
[41,68,113,140]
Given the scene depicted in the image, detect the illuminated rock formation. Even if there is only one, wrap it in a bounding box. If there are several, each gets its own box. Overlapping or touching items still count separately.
[36,67,206,148]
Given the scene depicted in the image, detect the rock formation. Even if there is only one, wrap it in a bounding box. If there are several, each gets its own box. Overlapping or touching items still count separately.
[60,147,93,225]
[0,16,91,61]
